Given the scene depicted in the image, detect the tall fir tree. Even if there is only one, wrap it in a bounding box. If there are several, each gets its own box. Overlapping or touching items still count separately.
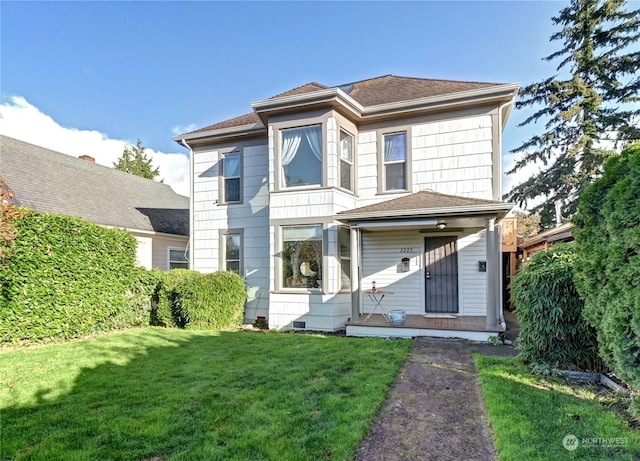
[505,0,640,226]
[113,139,161,180]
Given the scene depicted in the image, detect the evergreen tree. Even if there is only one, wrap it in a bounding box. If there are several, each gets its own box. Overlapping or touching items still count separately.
[505,0,640,226]
[113,139,160,180]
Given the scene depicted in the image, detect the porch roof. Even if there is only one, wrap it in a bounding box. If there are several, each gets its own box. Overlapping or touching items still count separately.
[335,190,513,224]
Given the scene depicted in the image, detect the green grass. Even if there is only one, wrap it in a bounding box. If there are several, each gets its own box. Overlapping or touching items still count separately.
[1,328,411,460]
[474,355,640,461]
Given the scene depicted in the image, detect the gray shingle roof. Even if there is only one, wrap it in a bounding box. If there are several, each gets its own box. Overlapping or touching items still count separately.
[181,75,502,136]
[337,190,512,220]
[0,135,189,236]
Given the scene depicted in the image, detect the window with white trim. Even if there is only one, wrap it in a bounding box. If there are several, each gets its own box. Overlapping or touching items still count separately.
[223,233,242,274]
[339,130,354,192]
[281,125,322,187]
[338,227,351,291]
[222,152,241,203]
[169,248,189,269]
[383,132,407,191]
[282,225,322,289]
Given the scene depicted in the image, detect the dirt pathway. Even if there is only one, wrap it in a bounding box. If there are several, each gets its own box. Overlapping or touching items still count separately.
[355,337,510,461]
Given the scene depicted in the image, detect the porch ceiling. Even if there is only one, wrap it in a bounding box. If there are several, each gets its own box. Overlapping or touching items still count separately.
[346,216,492,232]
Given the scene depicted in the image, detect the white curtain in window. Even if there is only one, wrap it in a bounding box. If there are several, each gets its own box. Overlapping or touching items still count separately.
[281,130,303,166]
[341,135,353,161]
[305,126,323,161]
[384,133,406,162]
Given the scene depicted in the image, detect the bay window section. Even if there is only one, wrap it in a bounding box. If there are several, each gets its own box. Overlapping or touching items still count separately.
[281,125,323,188]
[282,225,323,289]
[338,227,351,291]
[339,130,354,192]
[383,132,407,191]
[222,152,241,203]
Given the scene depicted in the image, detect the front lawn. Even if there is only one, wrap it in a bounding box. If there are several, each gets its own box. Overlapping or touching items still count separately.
[1,328,411,460]
[475,355,640,460]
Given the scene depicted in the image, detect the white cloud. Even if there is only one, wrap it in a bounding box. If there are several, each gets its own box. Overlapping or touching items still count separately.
[0,96,190,197]
[502,151,546,211]
[172,123,198,136]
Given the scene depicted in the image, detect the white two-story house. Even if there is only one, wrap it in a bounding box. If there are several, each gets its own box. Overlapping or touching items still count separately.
[174,75,519,340]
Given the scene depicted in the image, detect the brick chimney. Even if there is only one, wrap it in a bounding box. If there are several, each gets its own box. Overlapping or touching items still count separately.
[79,155,95,163]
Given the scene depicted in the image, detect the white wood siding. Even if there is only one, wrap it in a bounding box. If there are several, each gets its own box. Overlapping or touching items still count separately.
[361,231,425,315]
[268,293,351,331]
[192,143,271,321]
[133,235,153,269]
[193,148,222,272]
[356,114,494,206]
[152,234,188,270]
[457,230,487,316]
[360,229,488,317]
[130,232,188,271]
[413,115,493,199]
[191,108,499,328]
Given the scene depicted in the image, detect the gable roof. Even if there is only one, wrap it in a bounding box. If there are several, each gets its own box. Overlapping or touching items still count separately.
[0,135,189,236]
[338,75,498,106]
[336,190,513,221]
[178,74,511,138]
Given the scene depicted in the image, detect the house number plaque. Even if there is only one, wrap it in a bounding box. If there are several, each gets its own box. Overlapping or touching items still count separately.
[400,248,415,253]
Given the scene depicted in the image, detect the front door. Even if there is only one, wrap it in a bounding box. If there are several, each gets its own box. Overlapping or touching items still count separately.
[424,236,458,313]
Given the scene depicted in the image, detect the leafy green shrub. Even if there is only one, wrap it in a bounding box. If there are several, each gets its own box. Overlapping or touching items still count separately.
[0,209,156,344]
[176,271,247,330]
[573,142,640,414]
[510,243,601,371]
[151,268,200,327]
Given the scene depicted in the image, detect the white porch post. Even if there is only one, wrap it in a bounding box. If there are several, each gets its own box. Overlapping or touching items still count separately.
[486,218,498,329]
[350,226,360,322]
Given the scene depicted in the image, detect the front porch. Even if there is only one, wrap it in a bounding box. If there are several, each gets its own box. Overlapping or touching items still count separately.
[346,314,503,341]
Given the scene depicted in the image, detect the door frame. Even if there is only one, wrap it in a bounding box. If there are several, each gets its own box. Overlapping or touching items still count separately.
[424,235,459,314]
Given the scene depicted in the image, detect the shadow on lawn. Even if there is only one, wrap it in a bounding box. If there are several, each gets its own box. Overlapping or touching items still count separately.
[2,330,407,461]
[477,356,640,461]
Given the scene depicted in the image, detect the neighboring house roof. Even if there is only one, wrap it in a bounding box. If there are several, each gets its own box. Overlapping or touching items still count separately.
[179,74,512,138]
[0,135,189,236]
[518,222,574,251]
[336,190,513,222]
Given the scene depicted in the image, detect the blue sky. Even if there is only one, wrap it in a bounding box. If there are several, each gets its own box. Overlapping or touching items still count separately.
[1,0,566,196]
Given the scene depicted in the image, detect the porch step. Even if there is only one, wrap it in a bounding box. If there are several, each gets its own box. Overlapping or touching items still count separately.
[346,314,502,341]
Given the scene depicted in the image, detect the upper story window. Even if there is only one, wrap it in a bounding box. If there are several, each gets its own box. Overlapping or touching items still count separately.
[222,152,241,203]
[281,125,322,188]
[383,132,407,191]
[339,130,354,192]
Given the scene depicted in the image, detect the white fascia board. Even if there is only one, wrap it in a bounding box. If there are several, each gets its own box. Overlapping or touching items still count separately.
[336,203,514,222]
[172,123,266,142]
[351,219,439,229]
[251,88,364,120]
[102,225,189,239]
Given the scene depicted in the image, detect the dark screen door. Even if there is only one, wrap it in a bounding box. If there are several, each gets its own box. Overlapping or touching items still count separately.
[424,236,459,313]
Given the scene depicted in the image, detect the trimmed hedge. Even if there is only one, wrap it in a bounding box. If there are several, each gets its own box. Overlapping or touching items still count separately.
[510,243,601,371]
[177,271,247,330]
[573,142,640,411]
[150,269,200,327]
[0,209,157,344]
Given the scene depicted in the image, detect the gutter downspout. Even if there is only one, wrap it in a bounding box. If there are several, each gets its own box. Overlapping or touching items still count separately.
[180,139,195,271]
